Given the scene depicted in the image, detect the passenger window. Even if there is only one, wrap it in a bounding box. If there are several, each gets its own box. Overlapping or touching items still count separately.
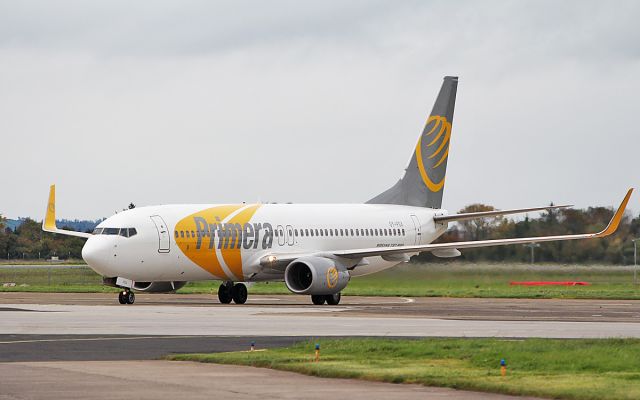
[186,231,190,238]
[174,231,178,238]
[180,231,184,238]
[191,231,195,238]
[295,229,299,236]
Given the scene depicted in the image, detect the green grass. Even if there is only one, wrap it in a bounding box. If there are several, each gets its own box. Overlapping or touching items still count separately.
[169,337,640,400]
[0,259,85,265]
[2,262,640,299]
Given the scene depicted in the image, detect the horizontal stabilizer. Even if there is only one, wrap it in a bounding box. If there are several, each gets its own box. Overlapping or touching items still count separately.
[434,204,572,224]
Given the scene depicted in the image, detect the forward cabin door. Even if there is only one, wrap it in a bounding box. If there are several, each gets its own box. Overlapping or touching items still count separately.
[150,215,171,253]
[410,214,422,245]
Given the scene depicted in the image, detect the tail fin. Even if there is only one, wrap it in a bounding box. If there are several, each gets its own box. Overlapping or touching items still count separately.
[367,76,458,209]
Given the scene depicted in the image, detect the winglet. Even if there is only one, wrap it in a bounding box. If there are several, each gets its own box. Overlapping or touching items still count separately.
[596,188,633,237]
[42,185,92,239]
[43,184,57,231]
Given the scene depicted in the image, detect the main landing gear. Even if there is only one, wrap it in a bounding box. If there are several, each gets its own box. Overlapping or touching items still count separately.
[311,292,341,305]
[118,289,135,305]
[218,282,248,304]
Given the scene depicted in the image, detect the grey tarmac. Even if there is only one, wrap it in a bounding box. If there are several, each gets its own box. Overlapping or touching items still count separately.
[0,293,639,337]
[0,360,543,400]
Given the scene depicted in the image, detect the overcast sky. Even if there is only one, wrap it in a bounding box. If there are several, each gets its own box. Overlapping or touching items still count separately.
[1,0,639,220]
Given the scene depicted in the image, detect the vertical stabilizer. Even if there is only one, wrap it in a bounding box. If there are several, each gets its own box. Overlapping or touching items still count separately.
[367,76,458,209]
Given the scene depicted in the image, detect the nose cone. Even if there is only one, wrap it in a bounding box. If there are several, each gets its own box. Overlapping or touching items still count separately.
[82,237,114,276]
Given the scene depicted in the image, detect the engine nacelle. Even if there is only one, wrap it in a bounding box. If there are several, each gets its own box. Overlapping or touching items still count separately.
[284,256,349,295]
[132,281,187,292]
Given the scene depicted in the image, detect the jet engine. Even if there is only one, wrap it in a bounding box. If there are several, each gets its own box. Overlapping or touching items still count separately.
[284,256,349,295]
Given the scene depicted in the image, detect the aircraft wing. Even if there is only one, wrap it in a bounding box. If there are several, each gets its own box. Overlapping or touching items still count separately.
[260,189,632,267]
[42,185,92,239]
[333,189,632,259]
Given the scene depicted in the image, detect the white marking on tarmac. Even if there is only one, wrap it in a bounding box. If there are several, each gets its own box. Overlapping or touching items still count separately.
[401,297,415,303]
[0,335,220,345]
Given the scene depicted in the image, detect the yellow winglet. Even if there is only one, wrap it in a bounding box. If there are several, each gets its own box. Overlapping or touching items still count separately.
[596,188,633,237]
[44,184,57,231]
[41,185,92,239]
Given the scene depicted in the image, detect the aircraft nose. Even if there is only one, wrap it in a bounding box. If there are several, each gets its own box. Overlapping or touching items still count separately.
[82,237,114,276]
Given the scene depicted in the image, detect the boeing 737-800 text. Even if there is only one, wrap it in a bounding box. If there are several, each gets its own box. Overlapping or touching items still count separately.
[42,76,632,305]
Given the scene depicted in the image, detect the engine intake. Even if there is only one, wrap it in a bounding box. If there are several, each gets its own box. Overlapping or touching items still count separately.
[284,256,349,295]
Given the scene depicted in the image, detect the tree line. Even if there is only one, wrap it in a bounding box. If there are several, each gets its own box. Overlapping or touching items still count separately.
[1,203,639,263]
[0,216,85,260]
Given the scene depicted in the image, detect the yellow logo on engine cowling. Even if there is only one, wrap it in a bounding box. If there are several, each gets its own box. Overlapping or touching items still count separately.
[416,115,451,192]
[326,267,339,288]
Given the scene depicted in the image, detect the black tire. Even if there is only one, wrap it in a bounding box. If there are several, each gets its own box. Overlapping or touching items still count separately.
[311,295,326,305]
[325,292,341,305]
[218,283,233,304]
[231,283,248,304]
[126,291,135,304]
[118,291,126,304]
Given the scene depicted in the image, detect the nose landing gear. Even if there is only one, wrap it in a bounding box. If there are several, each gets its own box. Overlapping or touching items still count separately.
[118,289,135,305]
[218,282,248,304]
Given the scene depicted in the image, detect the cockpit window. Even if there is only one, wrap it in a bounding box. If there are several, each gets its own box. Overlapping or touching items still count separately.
[95,227,137,237]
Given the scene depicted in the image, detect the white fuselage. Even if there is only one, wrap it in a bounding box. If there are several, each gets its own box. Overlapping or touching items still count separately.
[82,203,448,283]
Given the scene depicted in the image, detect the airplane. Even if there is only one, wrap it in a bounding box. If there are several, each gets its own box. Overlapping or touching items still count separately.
[42,76,633,306]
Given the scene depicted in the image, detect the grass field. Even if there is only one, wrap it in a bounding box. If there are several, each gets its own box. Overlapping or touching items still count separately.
[1,262,639,299]
[169,337,640,400]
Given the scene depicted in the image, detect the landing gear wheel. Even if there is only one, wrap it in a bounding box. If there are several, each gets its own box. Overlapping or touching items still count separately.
[311,295,326,305]
[119,290,135,304]
[325,292,341,305]
[231,283,248,304]
[218,283,233,304]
